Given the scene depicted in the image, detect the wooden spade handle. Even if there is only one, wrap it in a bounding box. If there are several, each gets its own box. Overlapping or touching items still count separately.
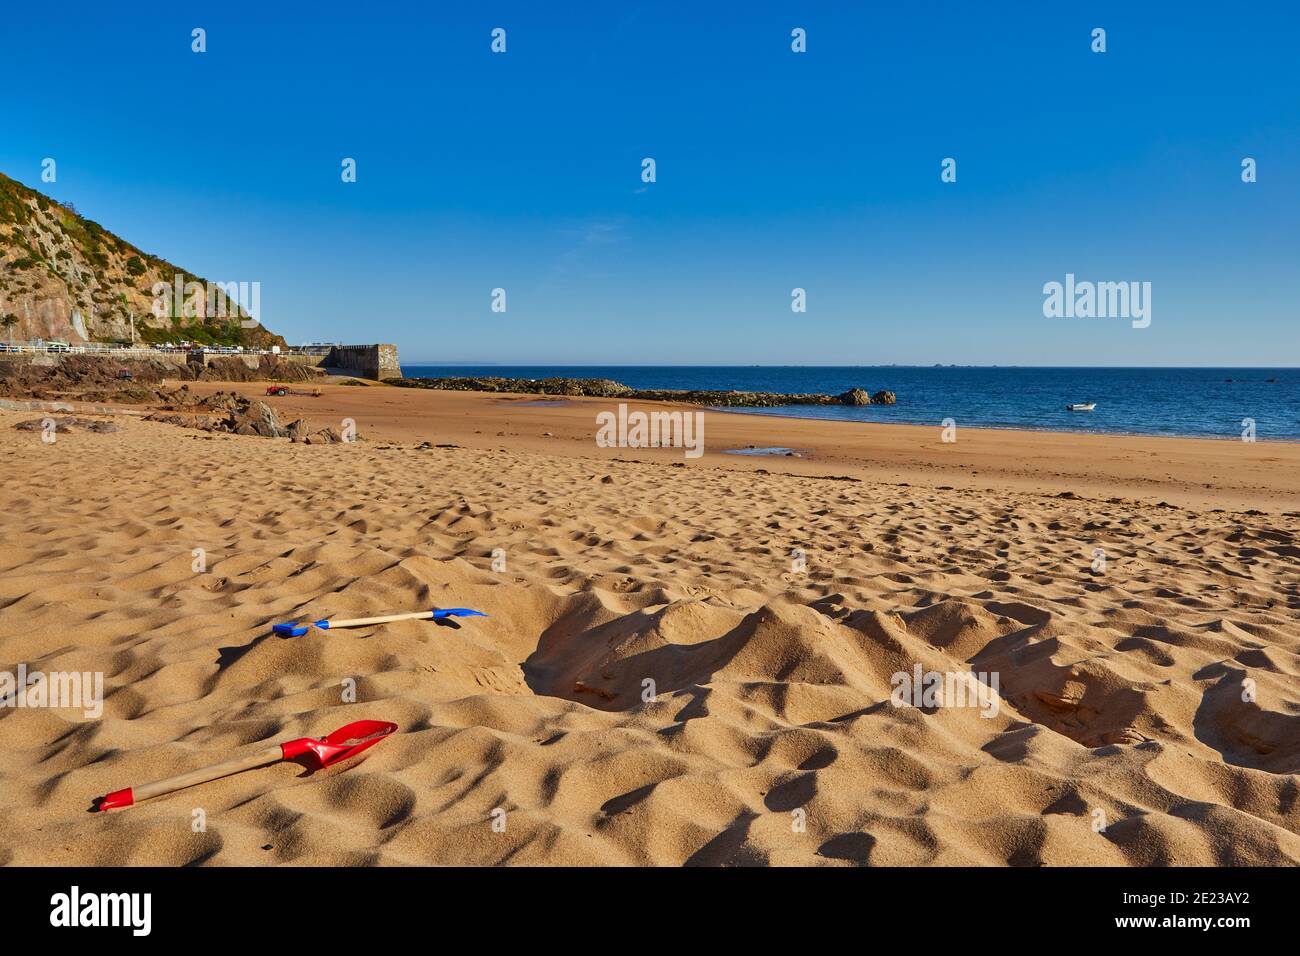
[327,610,434,629]
[132,744,285,803]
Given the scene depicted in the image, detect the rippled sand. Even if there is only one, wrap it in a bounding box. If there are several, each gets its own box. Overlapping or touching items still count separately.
[0,390,1296,865]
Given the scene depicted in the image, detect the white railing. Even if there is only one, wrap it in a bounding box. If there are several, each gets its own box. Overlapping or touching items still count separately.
[1,343,329,357]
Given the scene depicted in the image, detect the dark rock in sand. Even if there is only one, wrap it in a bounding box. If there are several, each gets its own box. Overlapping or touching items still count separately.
[13,416,120,434]
[305,427,343,445]
[145,412,216,431]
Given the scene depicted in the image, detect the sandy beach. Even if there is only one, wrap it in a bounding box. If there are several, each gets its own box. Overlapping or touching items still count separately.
[0,383,1297,866]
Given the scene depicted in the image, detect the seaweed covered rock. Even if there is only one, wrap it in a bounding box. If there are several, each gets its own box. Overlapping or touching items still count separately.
[392,376,899,409]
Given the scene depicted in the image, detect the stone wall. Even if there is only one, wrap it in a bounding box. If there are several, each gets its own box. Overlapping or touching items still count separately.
[0,345,398,380]
[322,344,401,380]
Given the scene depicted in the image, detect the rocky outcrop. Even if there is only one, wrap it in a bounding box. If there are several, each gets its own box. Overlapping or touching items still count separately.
[228,400,284,438]
[395,376,632,398]
[394,376,900,408]
[0,354,175,402]
[198,356,322,383]
[141,392,351,443]
[871,390,897,405]
[0,354,322,405]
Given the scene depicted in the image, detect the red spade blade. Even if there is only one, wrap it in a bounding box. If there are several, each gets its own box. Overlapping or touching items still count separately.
[282,720,398,767]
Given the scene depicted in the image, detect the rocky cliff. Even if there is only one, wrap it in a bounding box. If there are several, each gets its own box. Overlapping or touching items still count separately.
[0,172,284,348]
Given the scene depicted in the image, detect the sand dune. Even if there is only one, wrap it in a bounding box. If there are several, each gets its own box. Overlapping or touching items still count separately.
[0,398,1297,866]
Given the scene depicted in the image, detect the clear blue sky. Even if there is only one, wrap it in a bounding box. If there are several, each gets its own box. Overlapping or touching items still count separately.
[3,1,1297,365]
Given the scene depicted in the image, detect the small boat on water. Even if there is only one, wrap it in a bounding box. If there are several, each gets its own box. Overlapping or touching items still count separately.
[1066,402,1096,412]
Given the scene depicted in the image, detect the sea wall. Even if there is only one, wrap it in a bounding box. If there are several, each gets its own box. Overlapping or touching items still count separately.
[0,350,317,373]
[322,344,401,380]
[0,345,400,381]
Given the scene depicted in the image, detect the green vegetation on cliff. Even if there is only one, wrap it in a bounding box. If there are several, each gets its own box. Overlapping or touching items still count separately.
[0,172,285,348]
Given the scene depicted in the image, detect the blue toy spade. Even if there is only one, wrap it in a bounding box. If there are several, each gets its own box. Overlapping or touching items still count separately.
[273,607,486,636]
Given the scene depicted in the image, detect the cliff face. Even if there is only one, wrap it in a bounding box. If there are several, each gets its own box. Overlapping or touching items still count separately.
[0,172,284,348]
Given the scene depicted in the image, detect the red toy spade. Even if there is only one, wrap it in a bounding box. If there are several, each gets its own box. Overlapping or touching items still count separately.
[97,719,397,811]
